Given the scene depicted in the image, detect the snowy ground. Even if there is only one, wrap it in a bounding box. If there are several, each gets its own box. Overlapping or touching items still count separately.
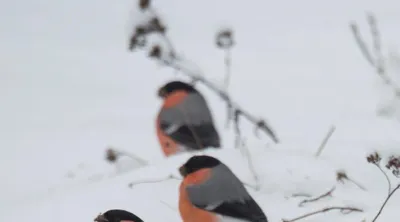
[1,0,400,221]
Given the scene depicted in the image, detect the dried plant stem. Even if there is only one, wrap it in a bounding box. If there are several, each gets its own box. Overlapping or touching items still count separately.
[314,125,336,157]
[114,149,149,166]
[282,206,363,222]
[240,143,261,190]
[298,186,336,207]
[223,48,232,90]
[159,200,178,212]
[291,193,312,198]
[350,13,400,96]
[373,163,392,195]
[131,5,279,144]
[128,174,181,188]
[347,177,368,191]
[371,184,400,222]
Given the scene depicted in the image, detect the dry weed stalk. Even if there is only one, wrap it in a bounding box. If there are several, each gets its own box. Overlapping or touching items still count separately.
[128,0,279,144]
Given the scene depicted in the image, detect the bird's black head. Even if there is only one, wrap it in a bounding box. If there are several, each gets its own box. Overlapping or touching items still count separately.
[157,80,197,98]
[94,209,144,222]
[179,155,221,177]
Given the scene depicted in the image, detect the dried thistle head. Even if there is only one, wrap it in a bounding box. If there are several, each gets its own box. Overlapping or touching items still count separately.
[136,26,147,35]
[367,152,381,164]
[149,45,162,59]
[129,34,146,50]
[128,17,166,51]
[128,26,148,51]
[336,170,348,183]
[148,17,166,33]
[216,28,234,49]
[139,0,150,10]
[106,148,118,163]
[386,156,400,177]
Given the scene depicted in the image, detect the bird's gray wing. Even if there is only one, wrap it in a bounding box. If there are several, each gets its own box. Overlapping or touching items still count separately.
[186,164,268,222]
[158,93,220,149]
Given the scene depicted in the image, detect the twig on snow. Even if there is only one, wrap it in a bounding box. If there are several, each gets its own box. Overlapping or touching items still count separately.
[215,28,240,143]
[281,206,363,222]
[232,109,245,148]
[290,193,312,198]
[128,174,181,188]
[367,152,391,195]
[314,125,336,157]
[239,142,261,191]
[159,200,178,212]
[350,13,400,97]
[336,170,368,191]
[371,184,400,222]
[215,29,234,91]
[298,186,336,207]
[128,0,280,144]
[367,153,400,222]
[374,162,392,195]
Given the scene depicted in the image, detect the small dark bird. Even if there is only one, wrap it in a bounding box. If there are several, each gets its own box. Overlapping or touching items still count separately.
[156,80,221,157]
[178,155,268,222]
[94,209,144,222]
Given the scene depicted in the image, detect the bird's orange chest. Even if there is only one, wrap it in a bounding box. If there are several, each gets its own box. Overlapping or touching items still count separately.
[178,169,218,222]
[155,90,188,157]
[155,115,179,157]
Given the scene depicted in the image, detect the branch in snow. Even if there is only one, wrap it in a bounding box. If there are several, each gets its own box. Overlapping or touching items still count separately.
[128,0,280,144]
[367,152,391,195]
[298,186,335,207]
[214,28,241,146]
[350,13,400,97]
[290,193,312,198]
[215,29,234,90]
[239,142,261,191]
[367,152,400,222]
[281,206,363,222]
[371,184,400,222]
[128,174,181,188]
[289,171,365,202]
[159,200,178,212]
[314,125,336,158]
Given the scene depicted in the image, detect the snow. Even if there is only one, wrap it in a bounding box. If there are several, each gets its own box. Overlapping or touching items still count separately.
[1,0,400,221]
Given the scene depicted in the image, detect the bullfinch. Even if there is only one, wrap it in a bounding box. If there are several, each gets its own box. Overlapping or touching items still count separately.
[178,155,268,222]
[156,80,221,157]
[94,209,144,222]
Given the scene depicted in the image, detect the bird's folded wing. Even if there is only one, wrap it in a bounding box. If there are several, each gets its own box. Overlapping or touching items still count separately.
[186,165,268,222]
[159,93,219,149]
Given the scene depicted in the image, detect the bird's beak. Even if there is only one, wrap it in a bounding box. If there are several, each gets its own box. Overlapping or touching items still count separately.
[179,166,187,177]
[158,88,166,98]
[94,214,109,222]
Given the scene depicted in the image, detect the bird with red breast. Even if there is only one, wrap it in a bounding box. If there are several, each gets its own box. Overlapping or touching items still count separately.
[178,155,268,222]
[156,80,221,157]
